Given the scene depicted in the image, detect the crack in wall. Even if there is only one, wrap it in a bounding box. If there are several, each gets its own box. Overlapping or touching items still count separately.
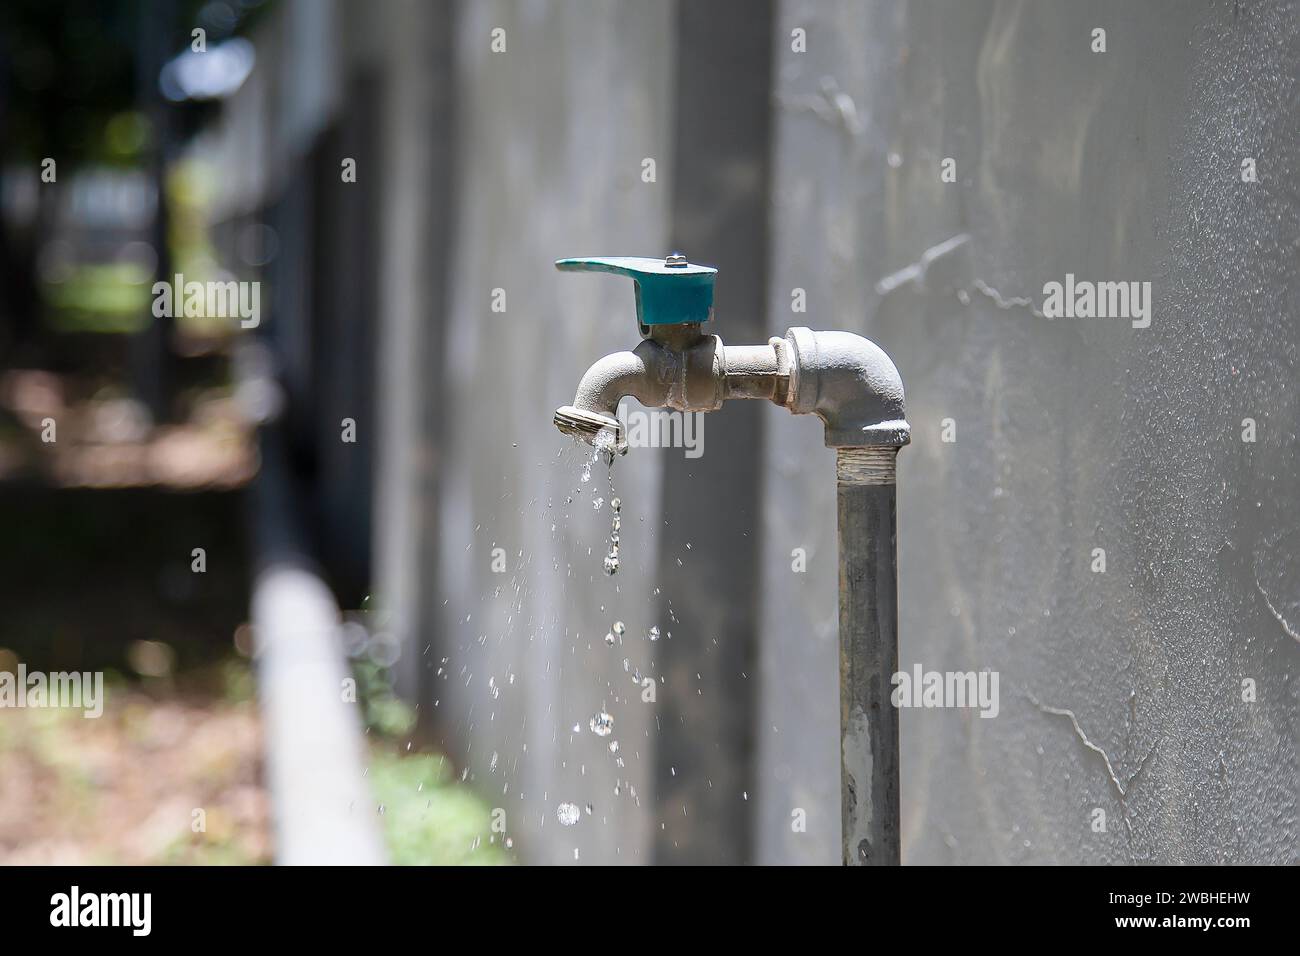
[875,233,971,295]
[871,233,1049,319]
[970,278,1046,317]
[1026,689,1158,862]
[1254,573,1300,643]
[775,76,865,139]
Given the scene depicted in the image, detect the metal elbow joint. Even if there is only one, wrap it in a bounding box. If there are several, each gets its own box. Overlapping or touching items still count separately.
[783,327,910,449]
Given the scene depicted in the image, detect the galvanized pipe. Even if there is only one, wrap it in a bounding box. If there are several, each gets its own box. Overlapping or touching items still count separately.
[836,446,900,865]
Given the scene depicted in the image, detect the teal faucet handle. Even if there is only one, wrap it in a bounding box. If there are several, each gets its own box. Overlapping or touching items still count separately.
[556,254,717,327]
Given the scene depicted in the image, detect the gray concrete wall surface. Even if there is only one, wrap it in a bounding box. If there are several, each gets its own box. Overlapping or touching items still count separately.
[344,0,1300,865]
[758,0,1298,864]
[426,0,677,864]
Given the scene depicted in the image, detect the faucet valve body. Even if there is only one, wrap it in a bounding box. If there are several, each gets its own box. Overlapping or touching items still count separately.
[553,254,910,866]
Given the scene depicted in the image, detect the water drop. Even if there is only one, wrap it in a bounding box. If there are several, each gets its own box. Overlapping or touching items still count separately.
[604,631,616,647]
[648,625,660,641]
[609,740,620,754]
[611,497,622,512]
[612,621,625,636]
[556,802,581,826]
[603,553,620,575]
[593,496,604,510]
[589,711,614,737]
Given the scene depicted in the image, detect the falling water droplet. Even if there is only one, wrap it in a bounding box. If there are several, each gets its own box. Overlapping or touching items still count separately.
[556,802,581,826]
[589,711,614,737]
[609,740,620,754]
[611,497,622,512]
[648,625,660,641]
[603,553,620,575]
[612,621,625,636]
[593,496,604,510]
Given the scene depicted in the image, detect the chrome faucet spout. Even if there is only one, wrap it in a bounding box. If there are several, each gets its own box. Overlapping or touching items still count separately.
[554,340,674,451]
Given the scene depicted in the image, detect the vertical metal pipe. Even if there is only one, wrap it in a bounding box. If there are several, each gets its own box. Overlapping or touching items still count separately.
[836,446,901,865]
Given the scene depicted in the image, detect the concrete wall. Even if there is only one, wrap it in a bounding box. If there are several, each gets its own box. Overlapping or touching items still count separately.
[332,0,1300,864]
[759,0,1299,863]
[424,0,676,864]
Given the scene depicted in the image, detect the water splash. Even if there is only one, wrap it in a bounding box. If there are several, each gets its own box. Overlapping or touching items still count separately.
[604,495,623,576]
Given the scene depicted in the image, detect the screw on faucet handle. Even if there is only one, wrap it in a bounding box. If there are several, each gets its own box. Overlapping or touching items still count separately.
[555,254,717,327]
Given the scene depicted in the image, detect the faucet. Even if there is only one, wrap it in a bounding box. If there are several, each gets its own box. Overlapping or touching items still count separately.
[554,254,910,866]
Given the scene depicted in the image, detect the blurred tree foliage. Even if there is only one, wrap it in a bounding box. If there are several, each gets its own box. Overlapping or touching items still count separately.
[0,0,268,165]
[2,0,149,165]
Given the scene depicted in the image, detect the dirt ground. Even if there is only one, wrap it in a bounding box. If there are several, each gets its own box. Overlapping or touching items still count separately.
[0,380,268,864]
[0,672,269,865]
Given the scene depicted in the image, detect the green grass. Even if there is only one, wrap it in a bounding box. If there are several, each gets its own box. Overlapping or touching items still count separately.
[367,749,512,866]
[43,262,154,333]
